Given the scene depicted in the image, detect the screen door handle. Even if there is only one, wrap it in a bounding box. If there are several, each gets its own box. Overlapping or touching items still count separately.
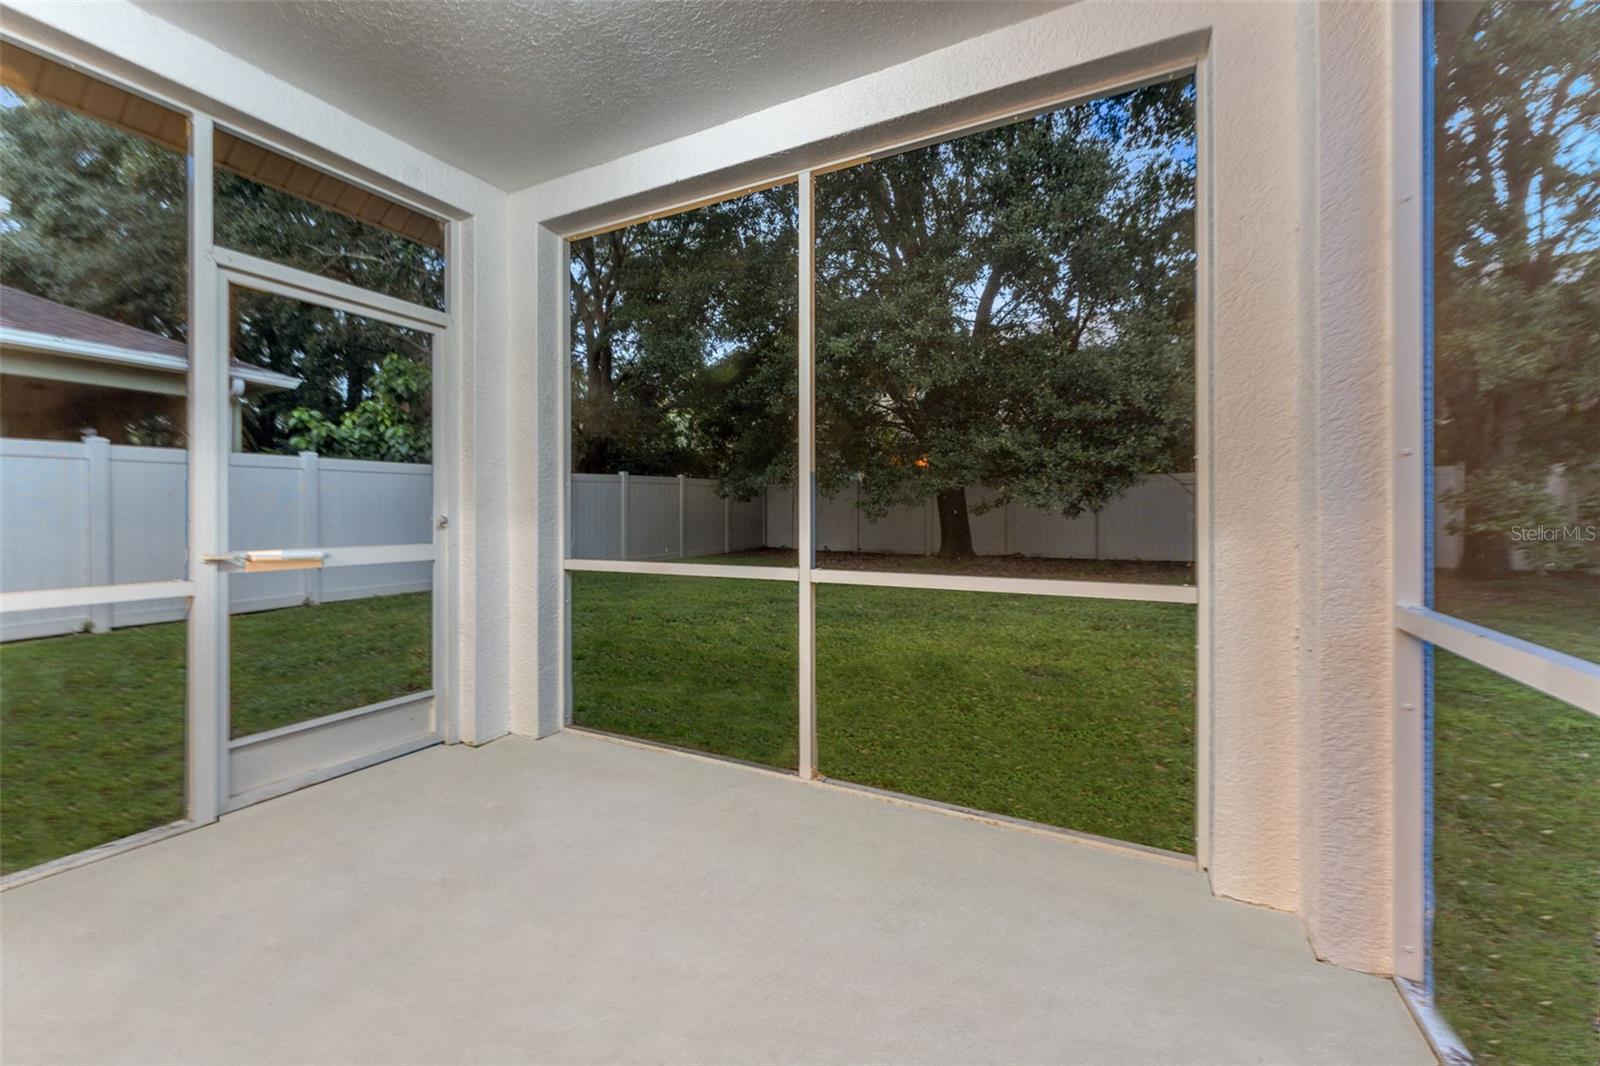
[202,550,326,572]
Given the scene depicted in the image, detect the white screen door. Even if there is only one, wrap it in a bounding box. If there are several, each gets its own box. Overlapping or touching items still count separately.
[207,254,448,811]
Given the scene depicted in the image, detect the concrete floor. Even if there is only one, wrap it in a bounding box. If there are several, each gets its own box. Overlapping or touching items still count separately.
[1,732,1433,1065]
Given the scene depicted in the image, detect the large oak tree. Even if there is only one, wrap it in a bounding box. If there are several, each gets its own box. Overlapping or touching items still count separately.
[1433,0,1600,575]
[571,81,1196,557]
[815,80,1195,556]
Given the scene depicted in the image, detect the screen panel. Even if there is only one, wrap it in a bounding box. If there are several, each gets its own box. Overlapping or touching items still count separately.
[1,46,190,601]
[0,596,187,874]
[815,584,1196,852]
[228,287,434,549]
[229,575,431,739]
[1428,0,1598,661]
[813,78,1197,585]
[568,185,798,568]
[570,572,797,771]
[213,131,445,311]
[1431,648,1599,1065]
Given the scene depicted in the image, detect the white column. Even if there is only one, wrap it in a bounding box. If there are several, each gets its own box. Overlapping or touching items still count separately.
[1390,1,1427,978]
[1294,0,1399,973]
[187,114,226,823]
[797,171,818,779]
[81,432,113,633]
[677,473,686,558]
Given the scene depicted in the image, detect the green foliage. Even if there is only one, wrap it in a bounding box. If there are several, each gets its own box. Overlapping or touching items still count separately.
[816,82,1195,528]
[1433,0,1600,574]
[0,93,188,339]
[214,170,444,310]
[228,286,433,457]
[0,89,440,456]
[285,352,432,462]
[569,185,797,493]
[569,82,1196,550]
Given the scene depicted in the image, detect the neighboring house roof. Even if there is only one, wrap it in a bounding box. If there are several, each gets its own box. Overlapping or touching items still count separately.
[0,285,301,392]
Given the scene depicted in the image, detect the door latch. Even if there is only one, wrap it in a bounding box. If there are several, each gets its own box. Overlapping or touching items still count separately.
[202,550,326,572]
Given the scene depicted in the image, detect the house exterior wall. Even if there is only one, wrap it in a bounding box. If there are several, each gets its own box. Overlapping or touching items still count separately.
[0,351,187,396]
[0,373,185,444]
[508,0,1401,975]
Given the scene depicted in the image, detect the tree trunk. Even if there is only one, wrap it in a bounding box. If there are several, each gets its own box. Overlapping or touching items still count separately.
[935,487,974,558]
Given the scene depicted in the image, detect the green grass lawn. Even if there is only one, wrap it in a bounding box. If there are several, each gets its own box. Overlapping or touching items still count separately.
[4,566,1592,1063]
[571,572,1196,852]
[1430,575,1599,1066]
[229,592,431,738]
[571,573,799,768]
[0,592,430,874]
[1435,571,1600,664]
[816,585,1195,852]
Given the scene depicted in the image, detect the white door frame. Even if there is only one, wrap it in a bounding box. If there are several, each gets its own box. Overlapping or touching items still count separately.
[0,28,470,883]
[205,251,453,813]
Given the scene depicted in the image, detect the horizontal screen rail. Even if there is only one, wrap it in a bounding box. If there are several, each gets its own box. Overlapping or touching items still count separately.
[321,543,436,567]
[810,568,1199,604]
[0,579,194,613]
[1395,605,1599,716]
[214,247,449,332]
[209,544,435,569]
[229,690,436,749]
[564,558,799,582]
[562,558,1200,603]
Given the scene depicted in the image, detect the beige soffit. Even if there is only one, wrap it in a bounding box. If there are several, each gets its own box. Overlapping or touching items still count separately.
[0,41,444,249]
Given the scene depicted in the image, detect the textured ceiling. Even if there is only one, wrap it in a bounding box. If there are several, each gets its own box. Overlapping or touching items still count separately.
[135,1,1062,190]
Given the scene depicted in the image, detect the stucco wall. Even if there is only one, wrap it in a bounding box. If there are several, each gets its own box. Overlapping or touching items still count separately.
[508,0,1399,975]
[1294,0,1396,973]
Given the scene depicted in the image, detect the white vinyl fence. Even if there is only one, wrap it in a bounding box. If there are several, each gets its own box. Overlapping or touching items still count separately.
[1432,462,1585,573]
[570,473,767,561]
[1,435,431,642]
[572,468,1490,567]
[1435,463,1464,571]
[570,471,1201,563]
